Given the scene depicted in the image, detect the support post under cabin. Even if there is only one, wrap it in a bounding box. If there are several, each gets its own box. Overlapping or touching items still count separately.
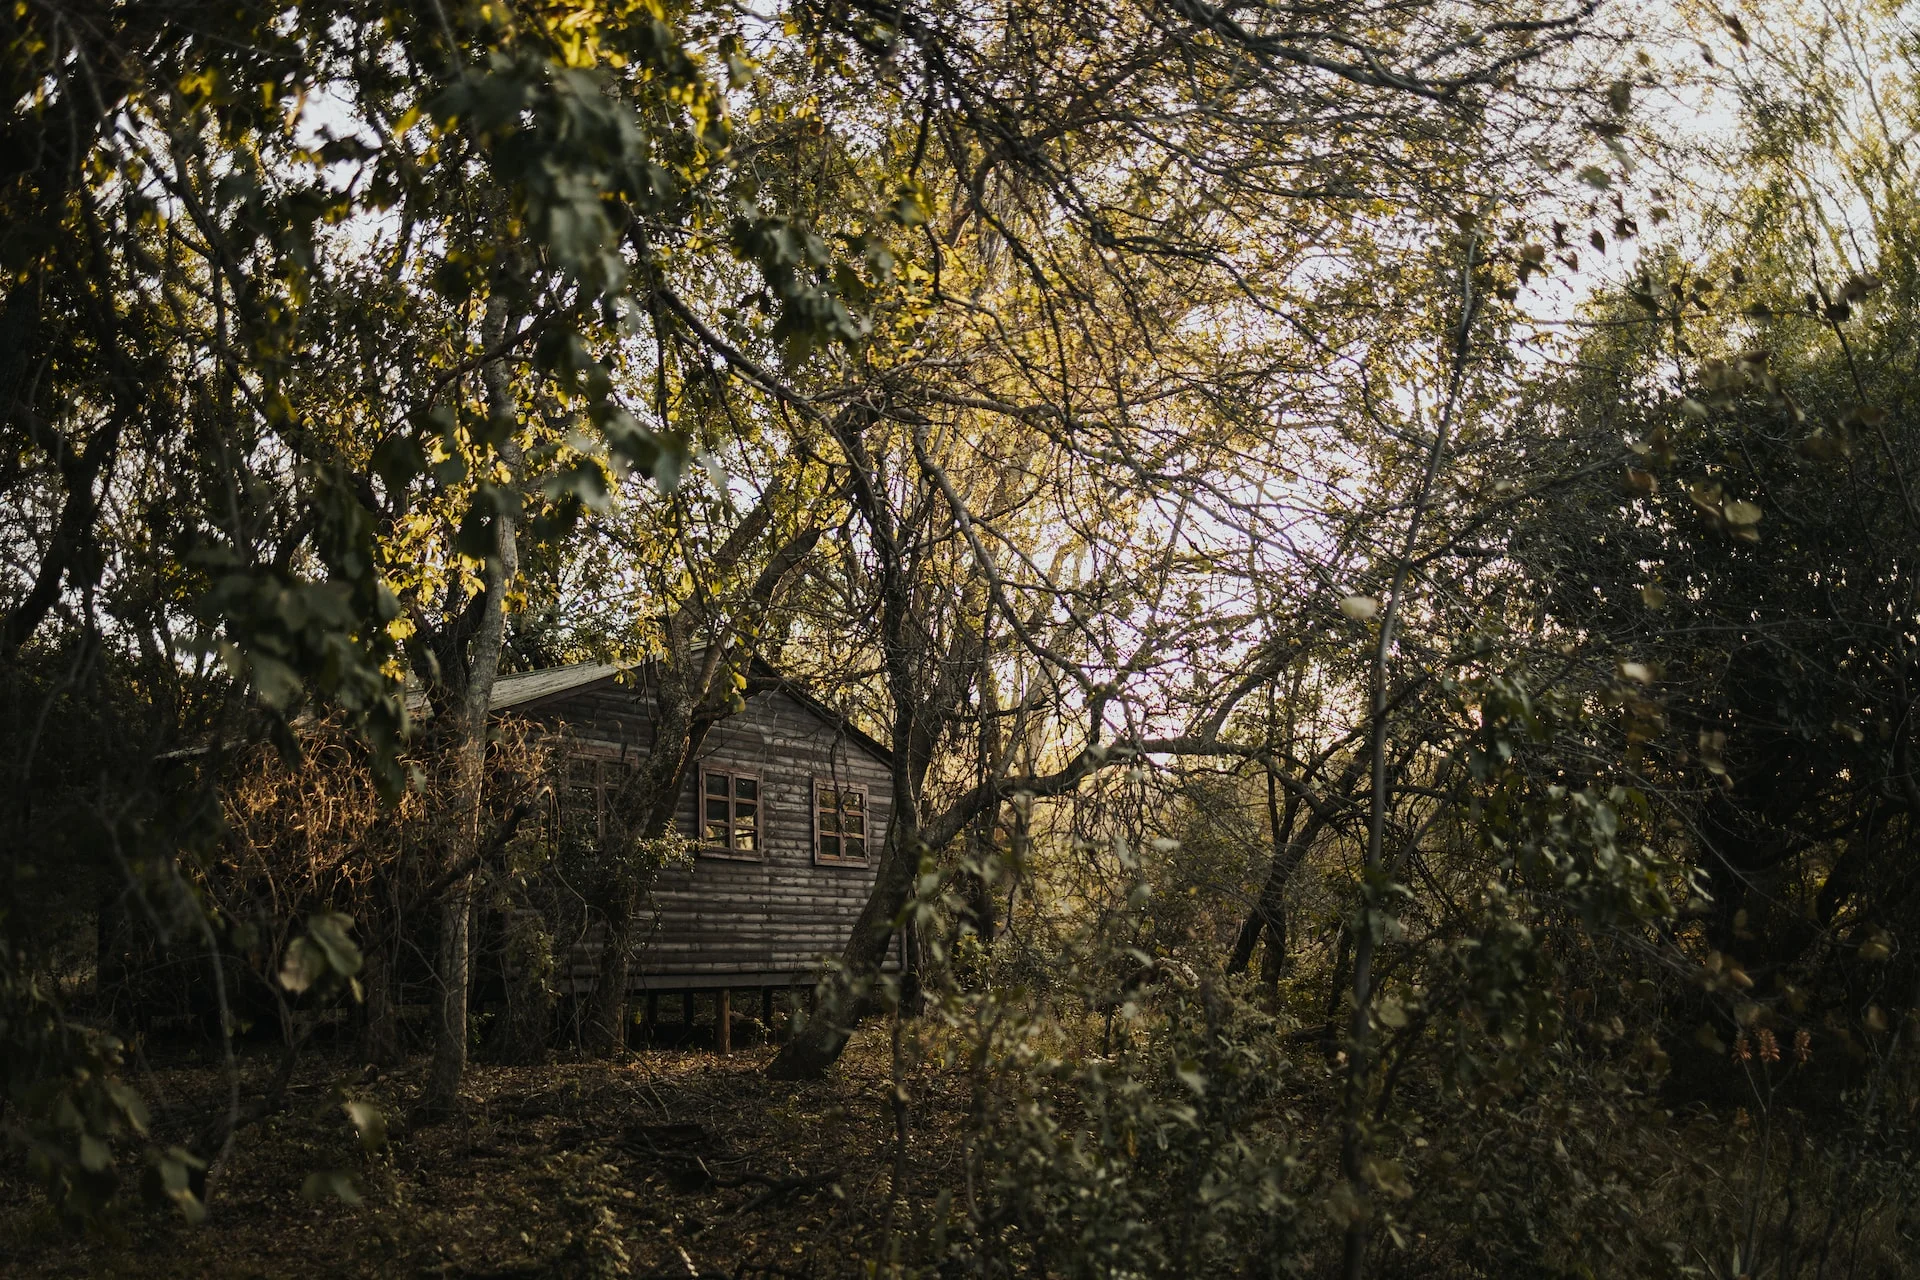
[682,990,694,1026]
[717,988,732,1055]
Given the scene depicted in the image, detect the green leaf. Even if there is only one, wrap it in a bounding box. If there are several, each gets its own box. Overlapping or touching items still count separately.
[281,913,362,993]
[248,653,305,711]
[890,184,929,227]
[307,912,363,980]
[343,1100,387,1152]
[279,937,326,994]
[78,1135,112,1173]
[371,433,428,494]
[302,1170,362,1206]
[144,1148,207,1223]
[541,459,611,512]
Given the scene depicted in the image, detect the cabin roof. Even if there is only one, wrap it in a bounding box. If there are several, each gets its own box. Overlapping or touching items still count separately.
[489,662,621,711]
[491,659,893,767]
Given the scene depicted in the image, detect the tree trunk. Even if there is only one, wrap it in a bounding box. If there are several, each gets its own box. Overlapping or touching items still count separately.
[765,413,985,1079]
[1325,922,1352,1022]
[427,879,473,1106]
[1228,786,1349,982]
[579,521,822,1055]
[4,130,150,661]
[422,297,521,1117]
[899,916,924,1017]
[357,905,404,1067]
[1228,771,1303,978]
[953,861,998,945]
[1337,230,1479,1280]
[767,821,918,1079]
[583,743,696,1054]
[584,878,641,1054]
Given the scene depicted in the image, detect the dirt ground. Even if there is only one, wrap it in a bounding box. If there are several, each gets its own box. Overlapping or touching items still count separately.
[0,1028,952,1279]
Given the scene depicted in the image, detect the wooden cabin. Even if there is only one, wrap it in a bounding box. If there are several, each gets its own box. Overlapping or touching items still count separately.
[488,660,894,1044]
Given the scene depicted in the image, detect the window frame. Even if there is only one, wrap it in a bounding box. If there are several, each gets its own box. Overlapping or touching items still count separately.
[698,765,764,861]
[812,778,871,866]
[552,753,614,847]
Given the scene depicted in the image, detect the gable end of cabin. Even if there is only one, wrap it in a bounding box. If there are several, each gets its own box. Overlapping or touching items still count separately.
[490,665,895,996]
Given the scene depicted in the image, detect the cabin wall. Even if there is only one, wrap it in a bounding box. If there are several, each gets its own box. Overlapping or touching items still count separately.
[518,682,893,989]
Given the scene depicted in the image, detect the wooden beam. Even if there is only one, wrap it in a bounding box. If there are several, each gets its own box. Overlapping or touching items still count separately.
[717,988,732,1055]
[682,990,694,1025]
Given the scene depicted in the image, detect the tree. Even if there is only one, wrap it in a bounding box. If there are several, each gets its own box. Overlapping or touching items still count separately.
[0,0,871,1202]
[1511,0,1920,1106]
[752,0,1627,1085]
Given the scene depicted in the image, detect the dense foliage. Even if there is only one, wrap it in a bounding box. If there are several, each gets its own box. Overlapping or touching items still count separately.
[3,0,1917,1275]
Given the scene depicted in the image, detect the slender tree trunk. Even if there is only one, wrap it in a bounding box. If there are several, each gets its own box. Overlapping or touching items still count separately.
[766,415,990,1079]
[1230,674,1339,984]
[952,651,1007,951]
[583,724,697,1054]
[428,879,474,1109]
[423,298,521,1116]
[357,895,404,1067]
[1229,777,1302,976]
[1325,922,1353,1022]
[1338,232,1478,1280]
[1229,767,1360,979]
[954,856,999,946]
[767,818,919,1079]
[579,521,817,1055]
[582,677,713,1054]
[585,878,642,1053]
[899,916,924,1016]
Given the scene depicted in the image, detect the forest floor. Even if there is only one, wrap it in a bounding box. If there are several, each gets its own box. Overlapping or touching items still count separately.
[0,1026,951,1279]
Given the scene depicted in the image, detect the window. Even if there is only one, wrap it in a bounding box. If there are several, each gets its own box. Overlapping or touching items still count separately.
[814,780,869,865]
[700,767,761,859]
[554,754,630,850]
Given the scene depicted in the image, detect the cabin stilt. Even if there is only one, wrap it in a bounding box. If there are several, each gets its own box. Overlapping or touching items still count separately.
[717,988,732,1054]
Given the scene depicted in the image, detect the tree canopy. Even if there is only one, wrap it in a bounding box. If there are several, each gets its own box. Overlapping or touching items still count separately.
[3,1,1917,1276]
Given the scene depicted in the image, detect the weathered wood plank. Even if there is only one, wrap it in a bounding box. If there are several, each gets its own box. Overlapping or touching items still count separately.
[517,680,894,986]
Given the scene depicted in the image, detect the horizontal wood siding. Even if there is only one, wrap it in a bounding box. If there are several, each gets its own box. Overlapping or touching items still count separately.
[523,682,892,988]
